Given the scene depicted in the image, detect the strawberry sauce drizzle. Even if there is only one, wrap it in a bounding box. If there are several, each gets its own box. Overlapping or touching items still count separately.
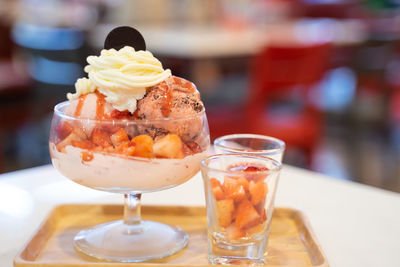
[173,76,195,93]
[95,92,106,120]
[159,82,173,117]
[74,94,87,117]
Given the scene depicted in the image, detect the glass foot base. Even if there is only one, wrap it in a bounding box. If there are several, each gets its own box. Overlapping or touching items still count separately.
[209,255,266,266]
[74,220,188,262]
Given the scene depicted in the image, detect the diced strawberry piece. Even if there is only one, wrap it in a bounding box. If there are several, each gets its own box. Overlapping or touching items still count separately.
[153,134,183,159]
[254,200,267,223]
[102,125,123,135]
[186,141,202,154]
[235,198,261,229]
[110,128,129,147]
[91,128,112,148]
[212,186,225,200]
[243,165,268,172]
[225,224,245,240]
[114,142,135,156]
[260,207,267,222]
[56,132,82,152]
[81,151,94,162]
[216,199,234,228]
[249,181,268,205]
[245,223,264,236]
[71,140,95,150]
[56,121,74,140]
[181,143,191,156]
[228,163,269,182]
[131,135,154,158]
[103,146,115,153]
[229,163,269,173]
[182,141,202,156]
[210,178,221,188]
[72,127,87,139]
[234,185,246,202]
[222,177,246,202]
[210,178,225,200]
[109,109,132,120]
[232,176,250,191]
[254,198,266,217]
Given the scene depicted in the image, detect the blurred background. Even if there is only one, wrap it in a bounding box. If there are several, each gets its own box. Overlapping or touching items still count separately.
[0,0,399,192]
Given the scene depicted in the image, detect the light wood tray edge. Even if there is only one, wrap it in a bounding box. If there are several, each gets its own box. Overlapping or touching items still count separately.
[13,204,329,267]
[14,205,57,267]
[13,204,206,267]
[285,207,330,267]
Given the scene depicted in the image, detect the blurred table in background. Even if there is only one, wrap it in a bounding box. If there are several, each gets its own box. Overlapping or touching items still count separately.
[90,19,368,58]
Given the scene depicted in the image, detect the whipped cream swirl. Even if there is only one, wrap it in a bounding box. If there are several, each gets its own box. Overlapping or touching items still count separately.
[67,78,96,100]
[67,46,171,113]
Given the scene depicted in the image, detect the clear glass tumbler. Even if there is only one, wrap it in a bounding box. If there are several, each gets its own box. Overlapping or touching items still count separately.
[214,134,285,162]
[201,153,282,265]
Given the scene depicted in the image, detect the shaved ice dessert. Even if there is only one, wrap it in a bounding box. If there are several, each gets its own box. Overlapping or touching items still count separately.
[49,46,209,193]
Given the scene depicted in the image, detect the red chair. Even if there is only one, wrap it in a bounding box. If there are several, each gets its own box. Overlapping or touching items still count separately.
[206,104,247,141]
[246,43,332,165]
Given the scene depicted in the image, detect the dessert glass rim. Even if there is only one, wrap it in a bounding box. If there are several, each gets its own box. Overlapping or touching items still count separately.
[54,101,206,123]
[201,153,282,176]
[214,133,286,155]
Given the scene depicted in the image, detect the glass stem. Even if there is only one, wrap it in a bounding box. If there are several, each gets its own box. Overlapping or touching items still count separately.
[124,193,142,226]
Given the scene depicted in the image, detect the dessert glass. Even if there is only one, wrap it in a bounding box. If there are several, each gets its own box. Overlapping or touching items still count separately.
[201,153,282,265]
[214,134,285,163]
[49,101,210,262]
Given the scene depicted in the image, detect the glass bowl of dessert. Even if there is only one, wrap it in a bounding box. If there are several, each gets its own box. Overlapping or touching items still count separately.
[49,44,210,262]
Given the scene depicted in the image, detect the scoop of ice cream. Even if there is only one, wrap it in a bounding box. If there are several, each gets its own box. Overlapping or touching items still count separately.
[64,92,136,137]
[137,76,202,119]
[65,93,115,120]
[67,46,171,113]
[136,76,205,142]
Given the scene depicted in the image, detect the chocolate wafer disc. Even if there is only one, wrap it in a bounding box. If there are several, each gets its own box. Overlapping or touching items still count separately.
[104,26,146,51]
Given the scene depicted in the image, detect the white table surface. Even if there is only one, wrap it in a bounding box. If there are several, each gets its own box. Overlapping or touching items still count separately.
[0,164,399,267]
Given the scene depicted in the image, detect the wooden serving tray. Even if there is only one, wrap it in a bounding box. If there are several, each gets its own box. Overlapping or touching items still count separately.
[14,205,329,267]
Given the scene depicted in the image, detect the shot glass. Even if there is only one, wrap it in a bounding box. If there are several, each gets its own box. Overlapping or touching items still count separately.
[201,153,282,265]
[214,134,286,163]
